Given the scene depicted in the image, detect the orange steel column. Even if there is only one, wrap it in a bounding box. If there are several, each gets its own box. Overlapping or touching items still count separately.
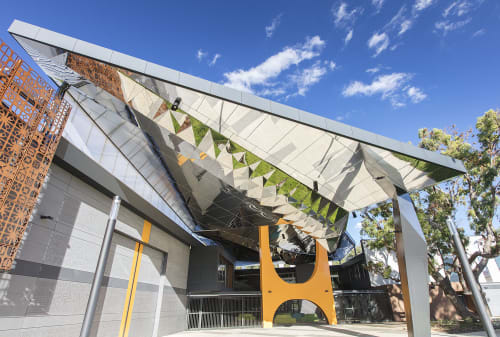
[259,225,337,328]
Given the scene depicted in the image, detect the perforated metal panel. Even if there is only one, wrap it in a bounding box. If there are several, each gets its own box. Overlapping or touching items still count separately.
[0,39,71,270]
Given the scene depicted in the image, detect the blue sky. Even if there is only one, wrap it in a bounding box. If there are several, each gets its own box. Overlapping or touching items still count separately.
[1,0,498,243]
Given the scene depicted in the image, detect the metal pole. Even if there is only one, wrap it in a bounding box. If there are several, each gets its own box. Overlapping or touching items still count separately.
[446,216,496,337]
[80,196,121,337]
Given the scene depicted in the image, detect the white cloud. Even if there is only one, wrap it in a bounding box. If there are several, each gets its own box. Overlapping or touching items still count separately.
[407,86,427,103]
[366,67,380,73]
[332,2,363,28]
[209,54,221,66]
[414,0,434,11]
[197,49,207,61]
[390,43,402,51]
[368,32,390,57]
[265,14,283,38]
[289,61,328,96]
[435,18,472,35]
[343,72,411,99]
[443,1,473,18]
[472,28,486,37]
[327,61,337,71]
[385,6,406,29]
[437,0,483,36]
[344,29,353,45]
[332,2,363,45]
[384,6,413,36]
[257,87,286,97]
[391,98,406,108]
[343,73,427,107]
[399,20,413,35]
[372,0,385,11]
[223,36,325,93]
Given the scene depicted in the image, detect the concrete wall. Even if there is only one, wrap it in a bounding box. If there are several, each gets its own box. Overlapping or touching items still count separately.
[187,247,220,292]
[0,163,191,337]
[187,246,235,292]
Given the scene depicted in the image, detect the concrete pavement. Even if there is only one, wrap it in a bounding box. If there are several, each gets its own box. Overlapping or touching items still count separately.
[169,324,499,337]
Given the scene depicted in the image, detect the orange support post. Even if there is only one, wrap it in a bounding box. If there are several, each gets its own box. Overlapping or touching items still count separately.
[259,225,337,328]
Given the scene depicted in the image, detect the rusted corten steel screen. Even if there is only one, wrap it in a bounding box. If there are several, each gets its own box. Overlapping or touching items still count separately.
[0,39,71,271]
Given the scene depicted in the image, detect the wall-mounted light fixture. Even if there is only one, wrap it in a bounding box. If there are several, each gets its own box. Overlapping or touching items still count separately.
[171,97,182,111]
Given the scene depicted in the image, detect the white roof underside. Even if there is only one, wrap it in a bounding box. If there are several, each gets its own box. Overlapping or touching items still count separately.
[8,20,466,213]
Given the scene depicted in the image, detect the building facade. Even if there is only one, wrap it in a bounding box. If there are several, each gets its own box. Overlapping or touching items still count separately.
[0,20,468,337]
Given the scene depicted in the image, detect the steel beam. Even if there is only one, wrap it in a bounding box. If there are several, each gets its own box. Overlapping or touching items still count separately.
[392,193,431,337]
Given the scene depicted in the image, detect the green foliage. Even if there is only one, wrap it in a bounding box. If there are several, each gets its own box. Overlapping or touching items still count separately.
[310,193,321,212]
[251,161,273,178]
[190,116,209,146]
[265,169,288,187]
[214,145,221,157]
[277,178,299,195]
[211,129,227,157]
[229,140,247,154]
[361,109,500,318]
[418,109,499,242]
[331,207,348,224]
[301,191,313,208]
[393,153,462,182]
[245,151,260,166]
[361,201,396,251]
[170,112,181,133]
[319,203,330,218]
[237,313,256,321]
[367,261,399,281]
[232,157,247,169]
[291,184,310,202]
[119,69,351,222]
[211,129,228,146]
[297,314,320,323]
[328,207,339,224]
[274,314,296,324]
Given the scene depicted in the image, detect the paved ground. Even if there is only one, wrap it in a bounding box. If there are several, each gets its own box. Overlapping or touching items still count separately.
[170,323,500,337]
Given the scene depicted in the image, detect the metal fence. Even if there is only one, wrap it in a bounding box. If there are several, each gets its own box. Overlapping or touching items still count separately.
[187,293,262,329]
[187,289,393,329]
[334,290,393,323]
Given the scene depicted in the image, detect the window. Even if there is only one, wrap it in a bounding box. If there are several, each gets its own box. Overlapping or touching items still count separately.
[217,255,234,288]
[217,263,226,283]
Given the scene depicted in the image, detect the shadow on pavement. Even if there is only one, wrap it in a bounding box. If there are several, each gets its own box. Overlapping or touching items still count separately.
[314,325,380,337]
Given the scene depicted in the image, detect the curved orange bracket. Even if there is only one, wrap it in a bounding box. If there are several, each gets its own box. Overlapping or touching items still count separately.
[259,225,337,328]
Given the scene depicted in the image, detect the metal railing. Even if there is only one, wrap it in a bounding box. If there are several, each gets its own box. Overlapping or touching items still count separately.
[187,292,262,329]
[334,290,393,323]
[187,289,393,329]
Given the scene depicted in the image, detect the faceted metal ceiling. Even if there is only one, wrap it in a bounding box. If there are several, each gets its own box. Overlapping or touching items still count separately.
[9,21,466,263]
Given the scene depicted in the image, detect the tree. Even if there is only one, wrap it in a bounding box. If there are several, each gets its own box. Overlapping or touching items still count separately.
[361,109,499,319]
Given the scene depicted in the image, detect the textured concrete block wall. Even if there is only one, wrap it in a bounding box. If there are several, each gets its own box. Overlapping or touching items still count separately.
[0,163,190,337]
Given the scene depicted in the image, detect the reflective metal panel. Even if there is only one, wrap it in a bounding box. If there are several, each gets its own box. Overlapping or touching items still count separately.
[393,193,431,337]
[11,33,464,264]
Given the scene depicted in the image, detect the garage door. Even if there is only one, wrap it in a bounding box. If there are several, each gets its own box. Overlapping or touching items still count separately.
[93,223,168,337]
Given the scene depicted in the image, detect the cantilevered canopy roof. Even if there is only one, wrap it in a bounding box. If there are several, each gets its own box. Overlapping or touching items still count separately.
[9,20,465,263]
